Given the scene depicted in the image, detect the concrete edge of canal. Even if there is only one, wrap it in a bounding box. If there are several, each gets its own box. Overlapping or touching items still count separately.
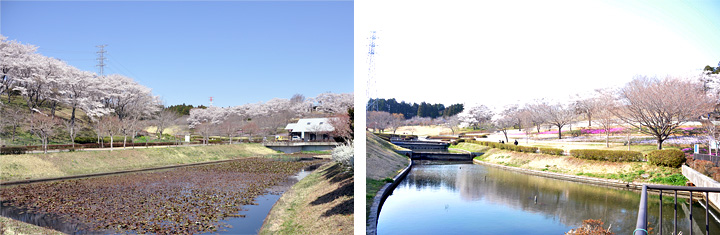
[366,157,413,235]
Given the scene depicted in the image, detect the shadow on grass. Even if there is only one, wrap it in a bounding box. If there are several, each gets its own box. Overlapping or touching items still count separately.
[311,163,354,217]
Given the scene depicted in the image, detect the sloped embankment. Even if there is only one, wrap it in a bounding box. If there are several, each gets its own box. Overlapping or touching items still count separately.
[366,132,409,180]
[260,162,353,234]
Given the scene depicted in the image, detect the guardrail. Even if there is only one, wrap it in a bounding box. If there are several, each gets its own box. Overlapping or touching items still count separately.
[693,154,720,167]
[634,184,720,235]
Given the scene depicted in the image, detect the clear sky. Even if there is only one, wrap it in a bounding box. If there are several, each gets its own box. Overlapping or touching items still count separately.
[356,0,720,111]
[1,0,353,108]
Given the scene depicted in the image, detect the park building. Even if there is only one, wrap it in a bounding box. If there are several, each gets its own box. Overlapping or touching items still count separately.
[284,118,335,141]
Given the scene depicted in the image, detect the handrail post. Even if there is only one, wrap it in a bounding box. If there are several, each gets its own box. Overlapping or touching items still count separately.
[635,185,648,235]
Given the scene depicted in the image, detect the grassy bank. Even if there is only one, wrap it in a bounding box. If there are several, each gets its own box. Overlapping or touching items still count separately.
[473,144,686,185]
[260,162,353,235]
[0,144,277,182]
[0,216,65,235]
[365,132,409,221]
[449,142,491,152]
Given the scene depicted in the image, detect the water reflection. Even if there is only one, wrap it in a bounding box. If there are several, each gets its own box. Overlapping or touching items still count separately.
[378,162,720,234]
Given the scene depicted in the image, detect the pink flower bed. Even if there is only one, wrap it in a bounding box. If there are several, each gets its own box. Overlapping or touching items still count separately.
[581,127,625,134]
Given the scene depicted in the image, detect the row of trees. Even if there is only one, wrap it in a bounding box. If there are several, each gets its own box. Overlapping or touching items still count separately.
[1,35,163,152]
[461,73,720,150]
[368,98,463,119]
[186,93,354,144]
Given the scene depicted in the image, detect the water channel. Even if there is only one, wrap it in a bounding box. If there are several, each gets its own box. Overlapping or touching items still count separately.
[377,161,720,234]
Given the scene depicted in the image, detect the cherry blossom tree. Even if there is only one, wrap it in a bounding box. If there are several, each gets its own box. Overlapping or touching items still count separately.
[458,105,493,130]
[0,35,37,103]
[538,101,576,139]
[614,76,715,149]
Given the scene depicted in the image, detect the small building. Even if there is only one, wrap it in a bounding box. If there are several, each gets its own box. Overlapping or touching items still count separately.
[284,118,335,141]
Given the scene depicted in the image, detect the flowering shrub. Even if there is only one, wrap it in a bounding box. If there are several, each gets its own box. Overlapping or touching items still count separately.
[332,142,354,170]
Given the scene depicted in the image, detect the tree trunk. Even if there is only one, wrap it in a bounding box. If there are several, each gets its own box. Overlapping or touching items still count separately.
[12,125,17,141]
[123,135,127,149]
[503,130,509,143]
[50,101,57,119]
[605,131,610,148]
[587,114,592,127]
[110,135,114,151]
[228,134,232,145]
[657,136,663,150]
[557,126,562,139]
[627,132,631,151]
[70,107,76,150]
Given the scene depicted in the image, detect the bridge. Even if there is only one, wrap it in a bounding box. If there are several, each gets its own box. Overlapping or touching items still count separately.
[390,140,476,161]
[263,141,340,153]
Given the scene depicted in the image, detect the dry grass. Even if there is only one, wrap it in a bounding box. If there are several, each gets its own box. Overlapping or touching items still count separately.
[0,216,65,235]
[260,162,353,235]
[365,132,408,180]
[0,144,277,182]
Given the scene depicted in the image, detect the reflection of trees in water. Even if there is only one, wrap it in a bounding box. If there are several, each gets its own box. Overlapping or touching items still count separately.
[400,164,718,234]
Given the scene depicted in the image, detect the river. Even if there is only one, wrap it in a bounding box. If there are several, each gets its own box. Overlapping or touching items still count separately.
[377,161,720,234]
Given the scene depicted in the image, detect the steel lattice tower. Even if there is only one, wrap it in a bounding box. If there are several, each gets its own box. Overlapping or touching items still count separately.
[366,31,379,111]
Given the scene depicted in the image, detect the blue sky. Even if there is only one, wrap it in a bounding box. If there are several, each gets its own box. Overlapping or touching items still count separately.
[1,1,353,107]
[356,0,720,109]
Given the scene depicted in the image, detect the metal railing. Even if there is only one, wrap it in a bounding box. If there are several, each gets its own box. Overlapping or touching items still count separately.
[635,184,720,235]
[693,154,720,167]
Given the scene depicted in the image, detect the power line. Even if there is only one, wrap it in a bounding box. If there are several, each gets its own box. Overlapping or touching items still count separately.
[96,45,107,76]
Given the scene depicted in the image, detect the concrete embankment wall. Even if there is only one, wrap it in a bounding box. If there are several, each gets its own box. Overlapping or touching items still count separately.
[366,158,412,235]
[683,165,720,209]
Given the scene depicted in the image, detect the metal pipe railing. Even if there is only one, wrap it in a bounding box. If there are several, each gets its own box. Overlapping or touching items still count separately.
[635,184,720,235]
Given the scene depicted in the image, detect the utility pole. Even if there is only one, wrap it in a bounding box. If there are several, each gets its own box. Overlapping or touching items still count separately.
[96,45,107,77]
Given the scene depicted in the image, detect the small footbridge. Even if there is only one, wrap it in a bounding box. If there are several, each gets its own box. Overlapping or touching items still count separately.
[391,140,477,161]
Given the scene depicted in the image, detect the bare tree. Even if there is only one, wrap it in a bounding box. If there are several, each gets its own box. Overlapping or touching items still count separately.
[539,102,576,139]
[219,114,244,144]
[594,89,620,147]
[329,113,353,142]
[99,115,122,151]
[28,112,58,154]
[389,113,405,134]
[495,116,515,143]
[154,109,179,139]
[614,76,715,149]
[2,106,25,142]
[572,93,600,127]
[517,108,534,143]
[367,111,394,133]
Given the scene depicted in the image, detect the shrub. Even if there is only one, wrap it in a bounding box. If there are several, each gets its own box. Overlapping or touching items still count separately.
[332,142,354,170]
[691,160,715,175]
[569,149,643,162]
[539,147,564,155]
[0,146,27,155]
[647,149,686,167]
[74,136,97,144]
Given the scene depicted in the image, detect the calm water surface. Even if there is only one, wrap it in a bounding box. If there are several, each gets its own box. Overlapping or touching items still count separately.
[377,161,720,234]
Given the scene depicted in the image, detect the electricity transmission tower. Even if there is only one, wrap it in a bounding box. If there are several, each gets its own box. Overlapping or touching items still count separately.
[366,31,379,111]
[209,97,214,107]
[96,45,107,76]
